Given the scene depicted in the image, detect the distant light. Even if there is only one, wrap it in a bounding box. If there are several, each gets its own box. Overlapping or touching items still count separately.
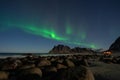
[103,51,112,55]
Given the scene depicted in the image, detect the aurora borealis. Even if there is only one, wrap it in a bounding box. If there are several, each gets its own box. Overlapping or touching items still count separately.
[0,0,120,53]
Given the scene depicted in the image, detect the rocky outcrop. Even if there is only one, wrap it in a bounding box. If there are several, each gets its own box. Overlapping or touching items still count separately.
[49,44,94,54]
[109,37,120,52]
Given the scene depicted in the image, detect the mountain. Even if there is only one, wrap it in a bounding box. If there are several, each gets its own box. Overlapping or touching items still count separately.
[109,37,120,52]
[71,47,94,53]
[49,44,94,54]
[49,45,71,54]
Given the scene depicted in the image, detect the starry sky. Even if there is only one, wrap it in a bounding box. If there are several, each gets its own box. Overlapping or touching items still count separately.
[0,0,120,53]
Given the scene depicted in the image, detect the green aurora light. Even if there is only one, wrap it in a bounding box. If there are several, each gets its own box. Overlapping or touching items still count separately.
[22,25,68,41]
[22,25,97,49]
[1,22,98,49]
[65,22,72,35]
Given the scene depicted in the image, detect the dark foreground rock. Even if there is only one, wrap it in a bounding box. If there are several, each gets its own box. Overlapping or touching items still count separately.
[53,66,94,80]
[0,55,95,80]
[0,71,9,80]
[17,67,42,80]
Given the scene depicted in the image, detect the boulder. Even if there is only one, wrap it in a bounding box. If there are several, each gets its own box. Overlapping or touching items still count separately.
[0,71,9,80]
[44,66,57,72]
[53,66,94,80]
[19,64,35,69]
[56,63,67,69]
[37,59,51,67]
[17,67,42,80]
[1,61,18,70]
[63,59,75,68]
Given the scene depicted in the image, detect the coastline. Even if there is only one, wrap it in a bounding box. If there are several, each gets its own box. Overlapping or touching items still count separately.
[0,53,120,80]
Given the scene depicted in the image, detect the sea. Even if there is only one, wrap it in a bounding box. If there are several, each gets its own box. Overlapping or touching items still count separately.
[1,52,119,58]
[0,53,81,58]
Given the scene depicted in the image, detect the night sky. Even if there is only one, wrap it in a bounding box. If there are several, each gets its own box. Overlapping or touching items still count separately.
[0,0,120,53]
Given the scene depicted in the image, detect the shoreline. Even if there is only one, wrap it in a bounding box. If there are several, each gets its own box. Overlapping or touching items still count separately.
[0,53,120,80]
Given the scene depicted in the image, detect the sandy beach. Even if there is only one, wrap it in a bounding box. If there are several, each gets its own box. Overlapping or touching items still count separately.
[90,61,120,80]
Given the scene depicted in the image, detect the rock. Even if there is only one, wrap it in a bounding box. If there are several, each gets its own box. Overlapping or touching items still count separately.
[81,58,89,67]
[117,59,120,64]
[37,59,51,67]
[56,63,67,69]
[84,67,95,80]
[19,64,35,69]
[17,67,42,80]
[50,57,56,62]
[0,71,9,80]
[109,36,120,52]
[56,59,64,63]
[14,59,22,67]
[53,66,94,80]
[63,59,75,68]
[1,60,18,70]
[44,66,57,72]
[42,66,58,80]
